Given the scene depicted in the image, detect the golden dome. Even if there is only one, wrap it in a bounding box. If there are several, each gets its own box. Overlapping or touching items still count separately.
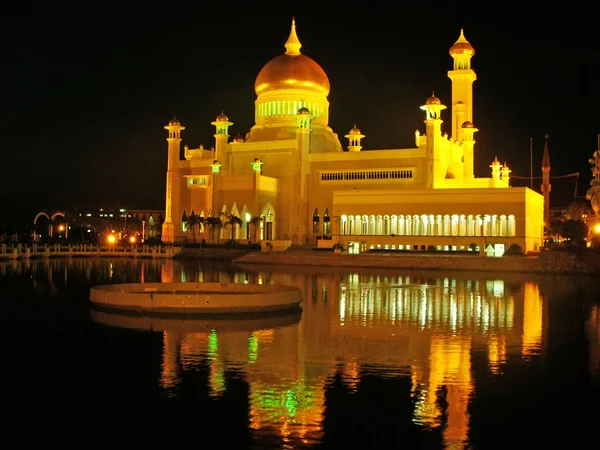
[450,29,475,56]
[348,125,362,134]
[215,112,229,122]
[462,121,474,128]
[168,118,180,126]
[254,19,330,96]
[426,95,441,105]
[297,106,310,114]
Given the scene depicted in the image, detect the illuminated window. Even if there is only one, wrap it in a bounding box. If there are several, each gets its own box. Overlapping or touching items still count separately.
[312,208,320,234]
[499,215,507,236]
[383,215,390,235]
[443,215,450,236]
[459,214,467,236]
[361,215,368,235]
[341,215,347,235]
[508,215,516,236]
[323,208,331,235]
[467,215,475,236]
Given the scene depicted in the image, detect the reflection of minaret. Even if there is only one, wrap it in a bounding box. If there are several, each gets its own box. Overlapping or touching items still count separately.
[412,335,473,449]
[541,133,551,227]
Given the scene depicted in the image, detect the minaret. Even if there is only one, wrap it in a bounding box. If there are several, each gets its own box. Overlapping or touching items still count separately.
[448,29,476,141]
[490,157,501,188]
[461,121,478,178]
[162,118,185,243]
[420,93,446,189]
[211,112,233,172]
[541,133,551,226]
[295,106,312,240]
[345,125,365,152]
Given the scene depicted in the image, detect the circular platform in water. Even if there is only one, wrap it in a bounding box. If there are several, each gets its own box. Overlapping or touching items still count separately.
[90,307,302,333]
[89,282,303,315]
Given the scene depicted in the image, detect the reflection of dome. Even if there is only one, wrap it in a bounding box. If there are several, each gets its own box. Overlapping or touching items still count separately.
[254,20,330,96]
[462,121,474,128]
[450,29,475,56]
[426,95,441,105]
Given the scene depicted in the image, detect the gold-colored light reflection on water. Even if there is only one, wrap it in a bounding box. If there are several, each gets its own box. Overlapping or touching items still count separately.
[79,260,555,449]
[522,282,543,356]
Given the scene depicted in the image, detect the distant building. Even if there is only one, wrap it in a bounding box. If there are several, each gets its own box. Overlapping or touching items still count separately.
[161,21,544,255]
[33,204,164,242]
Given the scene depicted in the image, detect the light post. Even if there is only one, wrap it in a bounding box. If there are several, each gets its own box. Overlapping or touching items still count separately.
[142,220,146,243]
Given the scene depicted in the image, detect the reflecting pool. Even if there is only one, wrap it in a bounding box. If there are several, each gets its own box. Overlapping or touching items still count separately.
[1,258,599,449]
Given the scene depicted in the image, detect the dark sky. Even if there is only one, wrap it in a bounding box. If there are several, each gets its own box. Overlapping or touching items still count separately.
[1,2,599,226]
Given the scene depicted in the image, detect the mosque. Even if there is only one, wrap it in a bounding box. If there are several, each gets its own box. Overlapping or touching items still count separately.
[161,20,544,256]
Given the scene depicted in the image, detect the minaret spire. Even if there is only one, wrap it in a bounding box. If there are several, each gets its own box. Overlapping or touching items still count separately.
[541,133,552,227]
[285,18,302,55]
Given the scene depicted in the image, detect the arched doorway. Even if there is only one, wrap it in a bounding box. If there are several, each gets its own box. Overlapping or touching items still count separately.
[261,204,275,240]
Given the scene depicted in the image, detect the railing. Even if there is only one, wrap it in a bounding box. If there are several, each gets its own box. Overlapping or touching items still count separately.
[0,243,181,260]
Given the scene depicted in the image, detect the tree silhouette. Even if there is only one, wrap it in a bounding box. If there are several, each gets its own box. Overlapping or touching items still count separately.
[205,217,222,243]
[224,213,243,242]
[586,148,600,217]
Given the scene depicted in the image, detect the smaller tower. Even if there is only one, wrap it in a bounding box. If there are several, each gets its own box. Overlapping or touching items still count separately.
[420,93,446,189]
[296,107,311,129]
[345,125,365,152]
[490,157,501,187]
[211,112,233,166]
[162,118,185,243]
[541,133,552,226]
[501,162,511,187]
[461,120,478,178]
[448,29,477,141]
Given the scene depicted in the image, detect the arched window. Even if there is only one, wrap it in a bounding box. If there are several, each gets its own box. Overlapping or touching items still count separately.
[483,215,491,236]
[451,214,459,236]
[435,215,443,236]
[475,215,483,236]
[323,208,331,235]
[354,215,361,235]
[406,215,413,236]
[459,214,467,236]
[362,215,369,235]
[491,215,498,236]
[443,215,451,236]
[467,215,475,236]
[508,215,516,236]
[312,208,320,235]
[383,215,390,235]
[499,215,507,236]
[369,215,376,235]
[391,215,398,235]
[398,215,405,235]
[376,215,383,235]
[341,215,347,235]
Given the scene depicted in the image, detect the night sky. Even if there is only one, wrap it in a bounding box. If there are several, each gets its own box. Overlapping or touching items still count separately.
[1,2,599,226]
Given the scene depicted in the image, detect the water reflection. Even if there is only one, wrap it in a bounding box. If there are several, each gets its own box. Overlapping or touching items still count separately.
[3,258,600,449]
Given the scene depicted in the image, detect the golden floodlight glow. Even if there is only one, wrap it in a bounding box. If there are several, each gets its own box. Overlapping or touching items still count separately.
[58,224,65,232]
[107,235,116,244]
[129,236,136,243]
[595,224,600,233]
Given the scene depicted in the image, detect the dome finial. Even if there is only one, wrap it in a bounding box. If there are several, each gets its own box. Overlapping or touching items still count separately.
[285,18,302,55]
